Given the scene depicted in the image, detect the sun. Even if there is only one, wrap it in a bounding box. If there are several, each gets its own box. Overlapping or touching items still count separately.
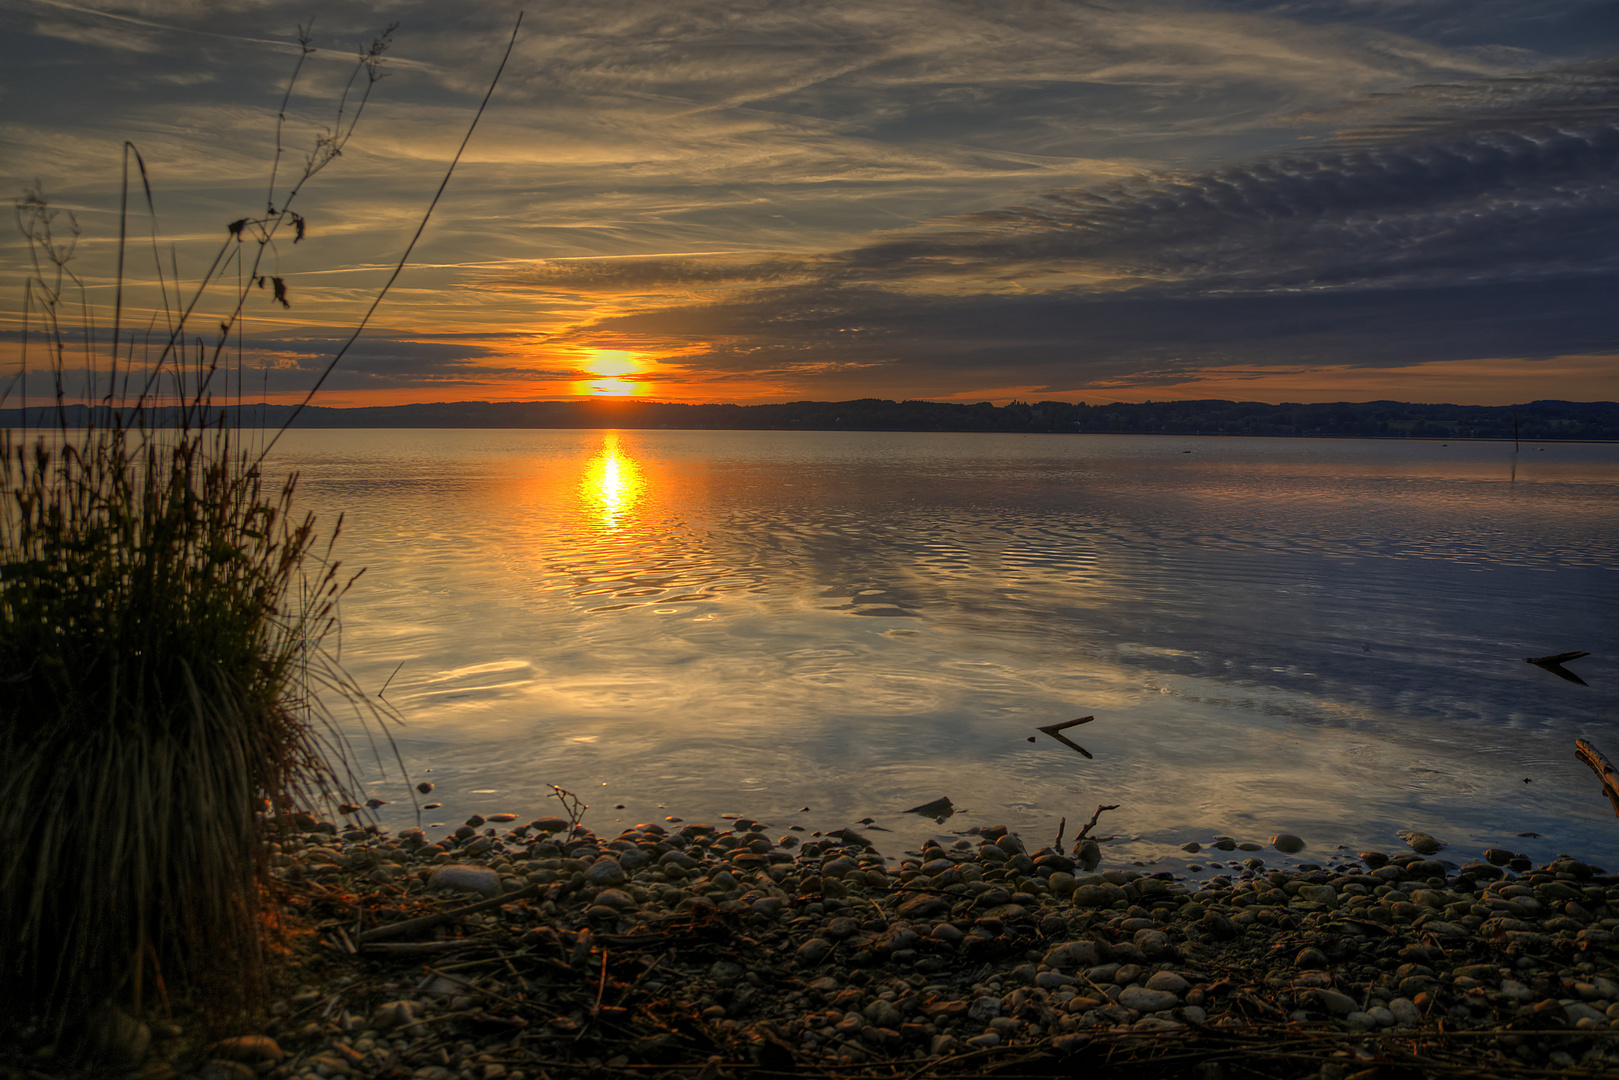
[580,351,643,397]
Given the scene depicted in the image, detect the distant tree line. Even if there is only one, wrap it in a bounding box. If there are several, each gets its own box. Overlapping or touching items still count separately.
[6,398,1617,440]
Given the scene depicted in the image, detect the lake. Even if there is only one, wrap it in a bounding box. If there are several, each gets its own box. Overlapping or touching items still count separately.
[267,428,1619,872]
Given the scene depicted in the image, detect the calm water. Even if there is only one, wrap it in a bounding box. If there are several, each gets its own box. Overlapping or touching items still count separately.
[267,429,1619,871]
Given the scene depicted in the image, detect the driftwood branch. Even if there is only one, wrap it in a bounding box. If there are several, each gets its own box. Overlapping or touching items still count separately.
[1576,739,1619,818]
[1037,716,1094,735]
[1528,651,1591,685]
[356,882,541,943]
[1037,717,1096,759]
[1527,651,1589,666]
[1071,804,1120,854]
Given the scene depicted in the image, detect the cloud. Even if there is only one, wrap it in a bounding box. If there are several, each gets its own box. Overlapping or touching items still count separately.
[552,59,1619,397]
[488,256,815,294]
[3,2,1615,406]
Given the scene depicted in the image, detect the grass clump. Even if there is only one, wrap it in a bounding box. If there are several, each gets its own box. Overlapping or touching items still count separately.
[0,415,351,1025]
[0,16,518,1047]
[0,21,407,1042]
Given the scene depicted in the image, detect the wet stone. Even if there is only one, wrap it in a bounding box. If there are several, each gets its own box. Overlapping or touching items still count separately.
[1399,831,1445,856]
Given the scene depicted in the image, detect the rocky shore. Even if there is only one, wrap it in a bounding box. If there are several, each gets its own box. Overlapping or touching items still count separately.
[23,814,1619,1080]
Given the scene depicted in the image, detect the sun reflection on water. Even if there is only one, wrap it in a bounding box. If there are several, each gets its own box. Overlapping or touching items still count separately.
[580,430,645,527]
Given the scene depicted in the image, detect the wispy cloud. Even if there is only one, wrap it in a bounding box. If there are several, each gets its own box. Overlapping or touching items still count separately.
[1,0,1613,404]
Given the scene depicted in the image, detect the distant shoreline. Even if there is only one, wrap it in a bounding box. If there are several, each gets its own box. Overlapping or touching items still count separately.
[5,397,1619,441]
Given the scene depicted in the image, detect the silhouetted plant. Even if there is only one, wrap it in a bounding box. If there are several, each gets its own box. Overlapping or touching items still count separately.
[0,17,522,1040]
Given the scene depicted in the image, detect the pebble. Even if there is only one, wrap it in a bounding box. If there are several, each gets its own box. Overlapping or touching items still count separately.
[214,812,1619,1080]
[1119,986,1179,1012]
[212,1035,283,1062]
[1271,833,1305,853]
[426,863,504,898]
[1399,830,1445,855]
[583,856,627,887]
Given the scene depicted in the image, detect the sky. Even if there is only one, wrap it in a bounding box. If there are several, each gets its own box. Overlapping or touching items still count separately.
[1,0,1615,408]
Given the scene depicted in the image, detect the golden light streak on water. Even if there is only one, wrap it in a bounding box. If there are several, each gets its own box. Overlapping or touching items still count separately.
[579,430,645,527]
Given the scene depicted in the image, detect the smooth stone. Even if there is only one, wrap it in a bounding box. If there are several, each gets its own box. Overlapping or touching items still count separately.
[1484,847,1514,866]
[1295,947,1329,969]
[1271,833,1306,854]
[797,938,833,964]
[1073,884,1121,908]
[212,1036,283,1063]
[1388,997,1421,1026]
[864,999,904,1028]
[530,817,570,833]
[659,850,699,870]
[822,856,861,879]
[1399,831,1445,855]
[1314,988,1357,1015]
[968,997,1001,1021]
[1043,941,1101,969]
[898,894,951,919]
[1133,928,1172,957]
[371,1001,417,1031]
[1132,1015,1184,1032]
[584,857,627,887]
[87,1007,150,1064]
[1297,884,1338,906]
[709,960,744,985]
[1119,986,1179,1013]
[427,864,503,899]
[1144,971,1189,995]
